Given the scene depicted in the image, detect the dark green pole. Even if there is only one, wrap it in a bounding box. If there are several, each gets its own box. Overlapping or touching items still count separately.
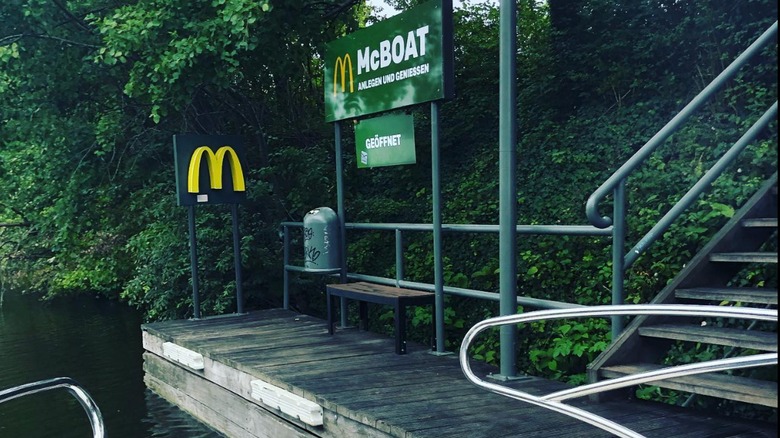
[611,181,626,340]
[187,205,201,319]
[498,0,518,378]
[432,101,445,353]
[231,203,244,314]
[283,225,290,310]
[395,229,404,286]
[335,121,348,328]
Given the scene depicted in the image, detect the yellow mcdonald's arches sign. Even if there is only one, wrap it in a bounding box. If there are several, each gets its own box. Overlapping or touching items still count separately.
[333,54,354,96]
[173,134,247,206]
[187,146,246,193]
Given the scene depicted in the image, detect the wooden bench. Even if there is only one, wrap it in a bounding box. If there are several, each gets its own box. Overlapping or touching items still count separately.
[325,282,435,354]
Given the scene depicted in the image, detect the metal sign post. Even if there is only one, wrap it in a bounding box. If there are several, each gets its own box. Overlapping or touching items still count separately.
[326,0,454,350]
[174,134,248,319]
[231,203,244,314]
[188,205,201,319]
[497,0,519,379]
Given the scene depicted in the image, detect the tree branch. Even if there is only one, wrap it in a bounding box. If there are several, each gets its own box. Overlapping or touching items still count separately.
[0,34,24,46]
[0,222,30,228]
[0,32,100,49]
[51,0,94,34]
[0,203,30,228]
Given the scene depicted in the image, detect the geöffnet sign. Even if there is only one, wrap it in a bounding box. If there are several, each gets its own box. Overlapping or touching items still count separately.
[355,114,416,168]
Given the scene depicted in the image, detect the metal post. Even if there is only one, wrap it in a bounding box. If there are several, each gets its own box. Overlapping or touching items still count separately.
[231,203,244,314]
[334,121,349,328]
[187,205,201,319]
[395,229,404,287]
[611,181,626,340]
[283,225,290,310]
[498,0,518,378]
[432,101,446,353]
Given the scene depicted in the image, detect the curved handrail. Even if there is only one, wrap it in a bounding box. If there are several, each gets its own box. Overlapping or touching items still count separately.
[459,304,778,438]
[0,377,105,438]
[585,21,778,229]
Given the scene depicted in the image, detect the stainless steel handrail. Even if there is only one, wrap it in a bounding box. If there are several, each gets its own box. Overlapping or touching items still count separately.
[459,304,778,438]
[0,377,105,438]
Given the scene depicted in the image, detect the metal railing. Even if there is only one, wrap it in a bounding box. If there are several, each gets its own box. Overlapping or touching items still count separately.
[281,221,610,312]
[0,377,105,438]
[585,20,777,340]
[281,20,777,375]
[459,304,778,438]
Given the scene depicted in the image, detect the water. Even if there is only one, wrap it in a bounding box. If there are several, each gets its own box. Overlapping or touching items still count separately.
[0,289,222,438]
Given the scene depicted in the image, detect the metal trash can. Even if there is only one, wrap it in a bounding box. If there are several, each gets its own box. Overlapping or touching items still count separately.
[303,207,340,272]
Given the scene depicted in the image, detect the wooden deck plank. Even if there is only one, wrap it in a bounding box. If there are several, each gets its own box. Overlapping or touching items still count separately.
[295,369,459,397]
[141,308,777,438]
[278,358,456,383]
[638,324,778,352]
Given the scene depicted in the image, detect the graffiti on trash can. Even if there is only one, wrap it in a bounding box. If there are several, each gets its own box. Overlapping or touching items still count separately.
[304,245,321,265]
[322,228,331,254]
[303,226,321,265]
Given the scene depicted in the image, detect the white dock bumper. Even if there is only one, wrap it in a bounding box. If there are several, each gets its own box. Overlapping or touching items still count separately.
[250,379,323,426]
[161,342,205,371]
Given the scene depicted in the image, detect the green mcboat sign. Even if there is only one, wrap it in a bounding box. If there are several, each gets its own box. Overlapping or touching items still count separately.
[323,0,454,122]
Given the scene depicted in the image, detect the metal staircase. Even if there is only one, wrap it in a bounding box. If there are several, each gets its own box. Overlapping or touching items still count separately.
[587,173,778,408]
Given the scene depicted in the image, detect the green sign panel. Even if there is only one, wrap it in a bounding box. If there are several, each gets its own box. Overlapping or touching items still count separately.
[324,0,454,122]
[355,114,416,168]
[173,134,247,206]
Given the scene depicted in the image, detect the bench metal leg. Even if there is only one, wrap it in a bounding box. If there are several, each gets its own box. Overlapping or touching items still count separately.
[326,291,334,335]
[358,301,368,330]
[395,303,406,354]
[430,303,436,350]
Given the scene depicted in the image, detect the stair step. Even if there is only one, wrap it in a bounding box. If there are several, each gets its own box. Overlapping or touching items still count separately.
[742,218,778,228]
[599,363,778,407]
[709,252,778,263]
[639,324,778,352]
[675,287,779,305]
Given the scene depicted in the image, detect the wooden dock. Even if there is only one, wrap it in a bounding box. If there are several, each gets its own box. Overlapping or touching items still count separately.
[141,308,775,438]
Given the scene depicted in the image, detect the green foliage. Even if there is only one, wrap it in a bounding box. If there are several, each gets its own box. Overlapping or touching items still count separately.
[0,0,776,422]
[89,0,272,123]
[528,318,611,384]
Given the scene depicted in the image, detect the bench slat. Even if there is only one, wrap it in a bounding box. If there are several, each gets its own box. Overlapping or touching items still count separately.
[325,282,434,355]
[328,282,434,298]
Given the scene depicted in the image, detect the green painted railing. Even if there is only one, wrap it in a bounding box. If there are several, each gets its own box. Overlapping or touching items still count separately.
[281,19,777,378]
[586,21,778,340]
[281,221,611,311]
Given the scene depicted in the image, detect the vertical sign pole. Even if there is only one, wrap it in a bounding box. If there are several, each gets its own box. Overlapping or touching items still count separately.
[188,205,201,319]
[231,203,244,314]
[395,229,404,287]
[283,225,290,310]
[335,121,349,328]
[431,101,445,354]
[498,0,518,378]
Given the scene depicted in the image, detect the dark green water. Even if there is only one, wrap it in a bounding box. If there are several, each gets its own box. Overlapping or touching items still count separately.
[0,289,222,437]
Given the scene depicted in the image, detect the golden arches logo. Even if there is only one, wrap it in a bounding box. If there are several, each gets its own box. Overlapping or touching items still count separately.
[333,54,354,95]
[187,146,246,193]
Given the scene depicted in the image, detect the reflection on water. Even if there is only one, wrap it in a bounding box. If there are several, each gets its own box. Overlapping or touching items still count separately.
[142,390,221,438]
[0,289,222,438]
